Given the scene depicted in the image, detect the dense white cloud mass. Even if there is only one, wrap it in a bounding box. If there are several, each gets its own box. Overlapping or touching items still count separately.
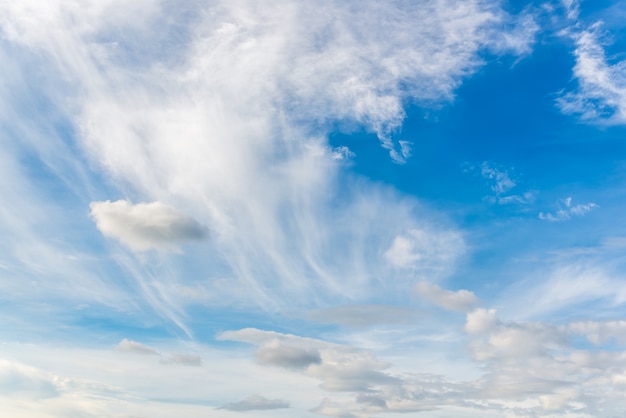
[0,0,536,315]
[90,200,208,251]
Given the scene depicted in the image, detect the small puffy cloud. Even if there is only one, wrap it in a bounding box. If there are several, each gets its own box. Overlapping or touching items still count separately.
[115,339,159,355]
[160,353,203,367]
[415,282,479,313]
[218,395,289,411]
[538,197,598,221]
[90,200,208,251]
[256,340,322,370]
[330,146,355,160]
[307,305,416,328]
[219,328,323,370]
[383,228,464,276]
[464,308,498,335]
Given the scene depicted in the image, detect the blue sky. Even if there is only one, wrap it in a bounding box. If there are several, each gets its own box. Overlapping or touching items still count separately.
[2,0,626,416]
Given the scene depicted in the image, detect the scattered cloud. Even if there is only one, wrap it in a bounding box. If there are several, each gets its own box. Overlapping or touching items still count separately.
[566,320,626,345]
[330,146,355,160]
[116,339,201,366]
[475,162,535,205]
[557,21,626,124]
[115,339,159,356]
[561,0,581,20]
[90,200,208,252]
[384,228,464,278]
[220,324,626,416]
[415,282,480,313]
[538,197,598,221]
[218,395,289,411]
[481,162,516,195]
[160,353,203,367]
[256,342,321,370]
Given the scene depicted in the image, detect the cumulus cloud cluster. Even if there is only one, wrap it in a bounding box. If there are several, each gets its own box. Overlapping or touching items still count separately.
[218,312,626,417]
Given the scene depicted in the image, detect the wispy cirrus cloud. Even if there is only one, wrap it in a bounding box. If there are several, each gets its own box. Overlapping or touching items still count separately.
[471,162,535,205]
[0,0,538,331]
[557,21,626,124]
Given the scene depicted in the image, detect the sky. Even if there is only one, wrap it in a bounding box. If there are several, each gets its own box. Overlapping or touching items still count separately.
[1,0,626,416]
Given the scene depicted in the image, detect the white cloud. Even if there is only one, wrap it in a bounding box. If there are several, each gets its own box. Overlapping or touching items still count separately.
[384,228,465,278]
[115,338,159,355]
[558,21,626,124]
[464,308,498,335]
[90,200,208,252]
[561,0,581,20]
[115,339,202,366]
[160,353,203,367]
[218,395,289,411]
[538,197,598,221]
[481,162,516,195]
[415,282,480,313]
[219,328,396,393]
[476,162,535,205]
[566,320,626,345]
[500,262,620,320]
[330,146,355,160]
[219,325,626,416]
